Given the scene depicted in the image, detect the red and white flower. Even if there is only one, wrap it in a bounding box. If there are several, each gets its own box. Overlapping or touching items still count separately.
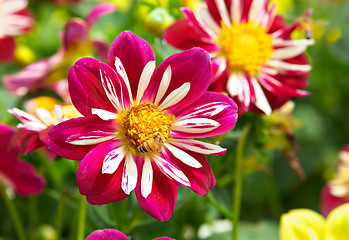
[321,145,349,216]
[0,124,45,197]
[0,0,33,62]
[8,98,80,155]
[48,31,238,221]
[164,0,314,115]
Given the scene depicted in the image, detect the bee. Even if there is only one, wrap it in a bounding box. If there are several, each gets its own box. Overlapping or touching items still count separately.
[137,131,167,154]
[298,15,313,39]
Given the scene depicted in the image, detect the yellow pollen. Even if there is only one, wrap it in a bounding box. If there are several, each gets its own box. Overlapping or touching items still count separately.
[117,102,175,150]
[218,21,273,76]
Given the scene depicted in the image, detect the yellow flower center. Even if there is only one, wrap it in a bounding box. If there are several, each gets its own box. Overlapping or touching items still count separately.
[118,102,175,150]
[219,21,273,76]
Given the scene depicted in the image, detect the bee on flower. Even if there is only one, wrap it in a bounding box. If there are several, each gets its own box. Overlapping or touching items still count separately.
[48,31,238,221]
[163,0,314,115]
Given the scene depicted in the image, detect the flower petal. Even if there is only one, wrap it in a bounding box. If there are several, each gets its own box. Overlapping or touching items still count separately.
[107,31,156,98]
[136,61,156,102]
[102,146,126,174]
[171,91,237,138]
[166,138,226,156]
[162,149,215,196]
[48,116,116,160]
[0,37,15,62]
[85,2,116,26]
[135,165,177,222]
[141,156,153,198]
[144,48,211,112]
[164,142,202,168]
[76,140,127,203]
[63,19,88,51]
[121,152,137,195]
[86,229,129,240]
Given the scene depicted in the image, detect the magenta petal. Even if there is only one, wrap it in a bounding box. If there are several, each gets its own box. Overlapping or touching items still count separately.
[3,57,53,96]
[68,58,120,116]
[1,160,46,196]
[77,140,127,203]
[171,91,238,138]
[144,48,211,112]
[92,40,109,62]
[48,116,116,160]
[162,149,215,196]
[107,31,155,97]
[0,37,15,62]
[86,2,116,26]
[13,130,45,155]
[0,124,18,166]
[320,185,349,217]
[205,0,232,25]
[135,164,177,222]
[86,229,129,240]
[63,18,89,51]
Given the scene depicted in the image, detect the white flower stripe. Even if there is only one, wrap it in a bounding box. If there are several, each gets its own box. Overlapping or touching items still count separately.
[198,6,220,38]
[214,0,231,28]
[153,155,190,186]
[36,108,58,125]
[272,38,315,47]
[114,57,133,103]
[272,44,308,61]
[141,156,153,198]
[267,60,311,72]
[102,146,126,174]
[158,82,191,110]
[167,138,226,156]
[66,131,115,145]
[136,61,156,102]
[154,66,172,105]
[8,108,47,131]
[164,142,202,168]
[251,77,271,115]
[100,69,123,112]
[227,72,243,97]
[171,118,220,133]
[177,102,231,120]
[92,108,117,120]
[230,0,241,24]
[121,152,137,195]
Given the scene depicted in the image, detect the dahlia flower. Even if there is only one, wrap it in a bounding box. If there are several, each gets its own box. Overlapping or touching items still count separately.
[3,2,116,97]
[48,31,238,221]
[321,145,349,216]
[85,229,174,240]
[280,203,349,240]
[164,0,314,115]
[0,0,33,62]
[0,124,45,197]
[8,97,80,155]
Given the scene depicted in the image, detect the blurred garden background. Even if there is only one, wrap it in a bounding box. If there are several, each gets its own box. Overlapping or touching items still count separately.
[1,0,349,239]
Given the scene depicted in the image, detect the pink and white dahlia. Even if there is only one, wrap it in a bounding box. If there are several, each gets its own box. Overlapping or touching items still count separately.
[164,0,314,115]
[8,101,80,155]
[48,31,238,221]
[0,0,33,62]
[0,124,45,197]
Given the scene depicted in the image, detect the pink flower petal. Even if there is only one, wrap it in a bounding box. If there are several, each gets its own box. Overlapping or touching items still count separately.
[85,2,116,27]
[162,148,215,196]
[63,18,88,51]
[68,58,126,116]
[48,116,116,160]
[171,91,237,138]
[320,184,349,217]
[0,37,15,62]
[77,140,127,203]
[86,229,129,240]
[135,165,177,222]
[0,160,46,196]
[0,124,18,166]
[107,31,155,98]
[144,48,211,113]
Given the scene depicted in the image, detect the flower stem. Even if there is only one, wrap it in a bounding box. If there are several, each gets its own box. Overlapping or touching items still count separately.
[76,195,87,240]
[55,189,66,240]
[1,185,26,240]
[232,124,250,240]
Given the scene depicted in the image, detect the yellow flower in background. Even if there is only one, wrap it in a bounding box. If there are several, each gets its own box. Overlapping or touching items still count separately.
[280,203,349,240]
[271,0,294,14]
